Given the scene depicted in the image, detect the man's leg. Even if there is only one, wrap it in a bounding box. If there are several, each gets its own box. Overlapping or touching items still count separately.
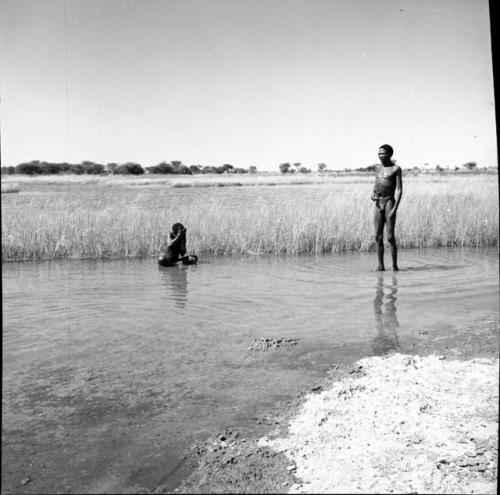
[374,207,385,271]
[386,206,398,271]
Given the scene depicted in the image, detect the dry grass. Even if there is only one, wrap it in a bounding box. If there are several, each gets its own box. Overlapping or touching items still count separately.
[0,172,369,188]
[1,182,20,194]
[1,175,498,261]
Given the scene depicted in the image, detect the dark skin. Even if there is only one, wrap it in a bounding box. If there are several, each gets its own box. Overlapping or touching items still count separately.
[158,226,188,266]
[166,227,187,253]
[371,148,403,271]
[372,274,400,355]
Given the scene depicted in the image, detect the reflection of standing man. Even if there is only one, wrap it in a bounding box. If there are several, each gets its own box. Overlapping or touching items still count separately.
[371,144,403,271]
[372,274,400,355]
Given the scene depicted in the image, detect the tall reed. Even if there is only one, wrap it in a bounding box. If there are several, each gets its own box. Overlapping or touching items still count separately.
[2,177,498,261]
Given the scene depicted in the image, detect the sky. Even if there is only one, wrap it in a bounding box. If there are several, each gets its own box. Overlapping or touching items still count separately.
[0,0,497,171]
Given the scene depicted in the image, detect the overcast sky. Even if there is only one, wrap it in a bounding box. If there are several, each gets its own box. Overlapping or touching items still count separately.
[0,0,496,170]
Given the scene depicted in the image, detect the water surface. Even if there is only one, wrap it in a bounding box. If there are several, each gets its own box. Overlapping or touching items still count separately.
[2,248,498,493]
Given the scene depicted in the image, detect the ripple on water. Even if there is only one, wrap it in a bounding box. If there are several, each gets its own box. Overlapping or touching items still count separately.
[1,248,498,493]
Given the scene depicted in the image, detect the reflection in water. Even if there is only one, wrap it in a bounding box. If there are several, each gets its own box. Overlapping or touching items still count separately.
[2,250,498,494]
[372,274,401,355]
[159,265,189,309]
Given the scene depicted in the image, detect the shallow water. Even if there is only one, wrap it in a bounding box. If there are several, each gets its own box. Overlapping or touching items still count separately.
[2,248,498,493]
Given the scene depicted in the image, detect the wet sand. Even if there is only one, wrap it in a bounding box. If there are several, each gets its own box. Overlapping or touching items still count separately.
[168,313,498,494]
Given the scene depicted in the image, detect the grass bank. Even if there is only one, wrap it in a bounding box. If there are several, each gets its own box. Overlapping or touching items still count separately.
[1,182,20,194]
[1,175,498,261]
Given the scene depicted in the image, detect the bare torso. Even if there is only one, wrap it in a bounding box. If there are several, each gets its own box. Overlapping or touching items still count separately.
[374,164,400,198]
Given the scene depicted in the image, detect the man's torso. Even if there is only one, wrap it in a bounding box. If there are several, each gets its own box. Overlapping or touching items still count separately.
[374,164,399,197]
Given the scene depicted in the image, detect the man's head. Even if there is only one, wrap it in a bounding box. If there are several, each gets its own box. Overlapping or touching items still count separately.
[172,223,185,235]
[378,144,394,165]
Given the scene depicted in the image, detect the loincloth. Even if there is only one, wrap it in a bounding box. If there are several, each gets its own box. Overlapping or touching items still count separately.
[375,195,395,212]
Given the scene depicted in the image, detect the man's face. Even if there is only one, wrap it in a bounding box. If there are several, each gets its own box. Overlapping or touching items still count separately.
[378,148,391,164]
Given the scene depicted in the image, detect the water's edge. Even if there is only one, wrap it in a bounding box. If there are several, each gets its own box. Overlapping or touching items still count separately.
[173,312,499,494]
[2,248,498,494]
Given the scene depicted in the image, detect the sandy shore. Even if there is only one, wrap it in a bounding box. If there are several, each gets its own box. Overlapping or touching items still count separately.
[164,314,498,494]
[262,354,498,494]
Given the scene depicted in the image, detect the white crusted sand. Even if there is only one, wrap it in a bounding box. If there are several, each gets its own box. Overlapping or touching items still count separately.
[261,354,498,494]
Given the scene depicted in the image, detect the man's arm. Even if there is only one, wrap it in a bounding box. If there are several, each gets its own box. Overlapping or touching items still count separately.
[391,168,403,214]
[371,166,379,201]
[167,229,186,248]
[179,237,187,257]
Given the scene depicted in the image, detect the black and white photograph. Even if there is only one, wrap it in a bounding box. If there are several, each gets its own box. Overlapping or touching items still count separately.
[1,0,498,493]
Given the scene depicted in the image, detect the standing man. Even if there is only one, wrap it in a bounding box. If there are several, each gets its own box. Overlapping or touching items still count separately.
[371,144,403,271]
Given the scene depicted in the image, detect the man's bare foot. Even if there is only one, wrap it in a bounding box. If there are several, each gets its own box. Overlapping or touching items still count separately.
[376,266,385,271]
